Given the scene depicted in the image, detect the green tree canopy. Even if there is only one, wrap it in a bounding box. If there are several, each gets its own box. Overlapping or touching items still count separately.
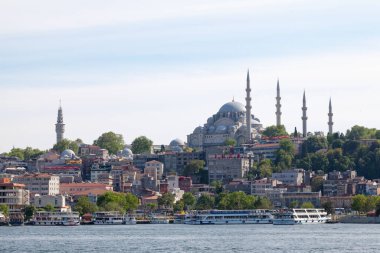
[94,132,125,155]
[195,194,215,210]
[158,193,175,209]
[300,202,315,208]
[351,194,368,213]
[6,147,44,161]
[224,138,237,147]
[131,136,153,154]
[275,139,296,171]
[53,139,79,154]
[0,204,9,216]
[346,125,378,140]
[173,200,185,212]
[183,160,205,176]
[97,191,138,214]
[262,125,288,138]
[74,196,98,216]
[301,136,328,156]
[24,205,36,221]
[44,203,55,212]
[182,192,196,209]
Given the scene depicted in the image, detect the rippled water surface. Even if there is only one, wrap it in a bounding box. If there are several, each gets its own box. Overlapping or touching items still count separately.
[0,224,379,253]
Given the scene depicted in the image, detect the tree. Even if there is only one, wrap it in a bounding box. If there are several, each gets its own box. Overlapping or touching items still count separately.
[289,201,299,208]
[224,138,237,147]
[275,139,295,171]
[53,139,79,154]
[195,194,215,210]
[0,204,9,216]
[210,180,224,194]
[173,200,185,212]
[257,159,273,178]
[131,136,153,154]
[183,160,205,176]
[351,194,367,213]
[262,125,288,138]
[97,191,135,214]
[24,205,36,221]
[74,196,98,216]
[182,192,196,209]
[6,148,25,160]
[346,125,377,140]
[322,201,334,215]
[302,136,328,156]
[125,193,139,212]
[255,197,272,209]
[158,193,175,209]
[94,132,125,155]
[301,202,315,208]
[44,203,55,212]
[310,176,324,192]
[217,192,256,210]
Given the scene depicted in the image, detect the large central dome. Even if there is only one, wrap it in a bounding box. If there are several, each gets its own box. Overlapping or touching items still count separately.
[218,101,246,113]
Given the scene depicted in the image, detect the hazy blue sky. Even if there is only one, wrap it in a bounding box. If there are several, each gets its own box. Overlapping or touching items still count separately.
[1,0,379,152]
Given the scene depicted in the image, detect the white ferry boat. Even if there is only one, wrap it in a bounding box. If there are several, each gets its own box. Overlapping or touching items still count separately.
[185,210,274,225]
[150,215,170,224]
[33,211,80,226]
[93,211,124,225]
[124,215,137,225]
[273,209,330,225]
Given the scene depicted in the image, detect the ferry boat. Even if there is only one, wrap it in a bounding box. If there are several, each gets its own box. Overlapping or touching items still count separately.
[150,215,170,224]
[124,215,137,225]
[185,210,274,225]
[93,211,124,225]
[33,211,80,226]
[273,209,330,225]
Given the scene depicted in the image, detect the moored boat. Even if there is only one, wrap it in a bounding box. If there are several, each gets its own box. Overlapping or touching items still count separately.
[273,209,330,225]
[185,210,274,225]
[93,211,124,225]
[150,215,170,224]
[33,211,80,226]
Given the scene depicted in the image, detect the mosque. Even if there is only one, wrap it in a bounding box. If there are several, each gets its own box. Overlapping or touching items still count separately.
[54,71,335,152]
[187,71,264,148]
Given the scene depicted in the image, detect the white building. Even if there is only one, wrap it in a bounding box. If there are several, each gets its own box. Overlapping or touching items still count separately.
[32,194,66,208]
[13,174,60,196]
[144,160,164,180]
[272,169,305,186]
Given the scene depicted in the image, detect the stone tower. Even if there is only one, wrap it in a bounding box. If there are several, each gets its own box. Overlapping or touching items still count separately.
[328,98,333,135]
[245,70,252,142]
[302,91,308,137]
[55,101,65,143]
[275,79,282,127]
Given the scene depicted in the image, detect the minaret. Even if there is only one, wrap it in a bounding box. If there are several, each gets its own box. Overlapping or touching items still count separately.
[328,98,333,135]
[275,79,282,127]
[302,91,308,137]
[55,101,65,143]
[245,70,252,142]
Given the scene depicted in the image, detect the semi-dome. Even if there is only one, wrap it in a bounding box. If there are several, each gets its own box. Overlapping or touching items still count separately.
[218,101,246,113]
[170,138,185,147]
[61,149,75,159]
[122,148,133,156]
[215,125,227,134]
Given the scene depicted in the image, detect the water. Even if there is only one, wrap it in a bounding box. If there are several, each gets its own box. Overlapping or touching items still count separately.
[0,224,379,253]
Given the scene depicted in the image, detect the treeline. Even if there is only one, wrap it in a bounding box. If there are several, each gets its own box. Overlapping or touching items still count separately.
[256,125,380,180]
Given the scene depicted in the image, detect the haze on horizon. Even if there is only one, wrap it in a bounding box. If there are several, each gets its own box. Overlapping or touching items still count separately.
[0,0,379,153]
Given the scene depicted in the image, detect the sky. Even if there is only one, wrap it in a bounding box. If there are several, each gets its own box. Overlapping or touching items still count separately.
[0,0,380,152]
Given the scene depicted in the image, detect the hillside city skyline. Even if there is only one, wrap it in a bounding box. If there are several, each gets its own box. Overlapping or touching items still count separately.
[1,1,379,152]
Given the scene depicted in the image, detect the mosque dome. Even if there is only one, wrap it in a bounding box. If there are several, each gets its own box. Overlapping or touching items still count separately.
[215,125,227,134]
[193,126,203,134]
[60,149,76,159]
[218,101,246,113]
[170,138,185,147]
[122,148,133,157]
